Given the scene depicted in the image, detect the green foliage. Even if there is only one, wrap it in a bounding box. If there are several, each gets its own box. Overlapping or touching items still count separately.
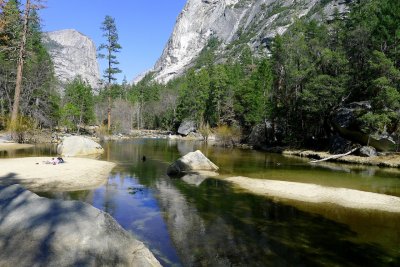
[98,15,122,84]
[7,115,37,143]
[61,78,94,131]
[0,1,59,128]
[215,125,242,147]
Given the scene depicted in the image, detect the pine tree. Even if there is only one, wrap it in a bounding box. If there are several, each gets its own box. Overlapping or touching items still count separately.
[98,15,122,132]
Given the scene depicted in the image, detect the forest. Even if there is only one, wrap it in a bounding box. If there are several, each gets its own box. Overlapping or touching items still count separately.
[0,0,399,149]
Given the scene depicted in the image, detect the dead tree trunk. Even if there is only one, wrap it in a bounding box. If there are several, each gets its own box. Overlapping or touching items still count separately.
[10,0,31,131]
[310,147,359,163]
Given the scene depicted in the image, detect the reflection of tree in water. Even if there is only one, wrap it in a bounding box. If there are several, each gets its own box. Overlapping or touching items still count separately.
[154,178,399,266]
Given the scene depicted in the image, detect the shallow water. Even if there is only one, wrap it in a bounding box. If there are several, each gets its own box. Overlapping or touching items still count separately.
[3,139,400,266]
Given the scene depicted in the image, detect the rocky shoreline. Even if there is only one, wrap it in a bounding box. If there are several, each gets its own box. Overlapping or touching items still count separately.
[283,149,400,168]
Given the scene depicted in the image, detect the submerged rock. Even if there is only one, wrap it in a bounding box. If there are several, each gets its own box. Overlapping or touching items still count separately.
[0,184,161,267]
[57,136,104,156]
[181,171,219,186]
[167,150,219,175]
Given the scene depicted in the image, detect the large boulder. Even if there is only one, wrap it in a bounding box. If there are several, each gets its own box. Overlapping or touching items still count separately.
[359,146,377,157]
[0,184,161,267]
[167,150,219,175]
[177,120,196,136]
[57,136,104,156]
[332,101,396,151]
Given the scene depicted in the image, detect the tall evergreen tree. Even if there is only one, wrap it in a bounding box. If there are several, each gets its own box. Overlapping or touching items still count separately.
[98,15,122,132]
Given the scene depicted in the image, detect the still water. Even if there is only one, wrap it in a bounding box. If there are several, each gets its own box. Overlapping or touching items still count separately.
[3,139,400,266]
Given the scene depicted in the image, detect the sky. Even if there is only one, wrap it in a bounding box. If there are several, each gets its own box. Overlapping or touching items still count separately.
[39,0,187,83]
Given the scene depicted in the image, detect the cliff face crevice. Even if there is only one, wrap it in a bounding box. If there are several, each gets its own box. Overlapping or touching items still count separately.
[149,0,350,83]
[42,29,101,92]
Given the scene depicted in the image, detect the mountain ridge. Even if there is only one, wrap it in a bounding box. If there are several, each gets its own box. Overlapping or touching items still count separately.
[139,0,350,84]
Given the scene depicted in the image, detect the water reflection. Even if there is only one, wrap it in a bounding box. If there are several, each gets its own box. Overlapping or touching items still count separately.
[8,139,400,265]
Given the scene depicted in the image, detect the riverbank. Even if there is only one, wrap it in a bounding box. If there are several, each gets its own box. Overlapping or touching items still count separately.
[0,142,34,151]
[225,176,400,213]
[0,157,116,192]
[283,149,400,168]
[0,133,34,151]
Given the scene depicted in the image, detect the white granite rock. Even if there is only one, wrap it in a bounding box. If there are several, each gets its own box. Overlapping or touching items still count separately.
[42,29,101,92]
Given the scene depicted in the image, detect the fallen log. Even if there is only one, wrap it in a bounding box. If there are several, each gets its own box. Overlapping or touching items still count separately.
[310,147,359,163]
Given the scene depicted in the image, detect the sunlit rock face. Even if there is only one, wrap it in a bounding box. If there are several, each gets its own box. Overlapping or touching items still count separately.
[42,29,101,92]
[148,0,350,83]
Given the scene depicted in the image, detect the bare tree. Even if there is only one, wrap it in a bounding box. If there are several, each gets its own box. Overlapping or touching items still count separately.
[10,0,31,132]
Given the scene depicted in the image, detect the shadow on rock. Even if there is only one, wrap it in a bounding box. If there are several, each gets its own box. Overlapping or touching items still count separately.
[0,184,160,267]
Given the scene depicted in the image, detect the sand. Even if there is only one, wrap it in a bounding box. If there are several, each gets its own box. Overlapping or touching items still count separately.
[0,142,34,151]
[0,157,116,192]
[225,176,400,213]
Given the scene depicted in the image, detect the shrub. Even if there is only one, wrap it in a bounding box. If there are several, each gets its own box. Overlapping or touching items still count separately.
[8,115,37,143]
[199,121,211,142]
[215,125,241,147]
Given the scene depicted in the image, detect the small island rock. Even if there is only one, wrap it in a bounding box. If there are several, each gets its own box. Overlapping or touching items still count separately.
[57,136,104,156]
[167,150,219,175]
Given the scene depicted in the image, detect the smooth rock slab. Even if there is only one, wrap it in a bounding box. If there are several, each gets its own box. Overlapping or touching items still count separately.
[57,136,104,157]
[0,184,161,267]
[167,150,219,175]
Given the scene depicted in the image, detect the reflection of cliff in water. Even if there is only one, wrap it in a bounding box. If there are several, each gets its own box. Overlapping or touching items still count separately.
[154,178,398,266]
[155,179,234,266]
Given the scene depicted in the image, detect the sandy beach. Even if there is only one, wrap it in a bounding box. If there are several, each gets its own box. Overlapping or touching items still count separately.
[225,176,400,213]
[0,157,116,192]
[0,142,34,151]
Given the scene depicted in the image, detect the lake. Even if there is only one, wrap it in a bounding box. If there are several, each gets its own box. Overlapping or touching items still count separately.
[2,139,400,266]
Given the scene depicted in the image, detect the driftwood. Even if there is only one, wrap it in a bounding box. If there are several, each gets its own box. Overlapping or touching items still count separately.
[310,147,359,163]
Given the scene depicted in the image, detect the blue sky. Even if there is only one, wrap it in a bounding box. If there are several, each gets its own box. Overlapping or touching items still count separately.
[39,0,187,83]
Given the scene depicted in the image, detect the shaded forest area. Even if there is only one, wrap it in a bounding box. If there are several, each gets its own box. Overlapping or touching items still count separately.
[1,0,399,151]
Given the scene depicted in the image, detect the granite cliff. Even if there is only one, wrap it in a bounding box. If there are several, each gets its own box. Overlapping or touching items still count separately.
[146,0,350,83]
[42,29,101,91]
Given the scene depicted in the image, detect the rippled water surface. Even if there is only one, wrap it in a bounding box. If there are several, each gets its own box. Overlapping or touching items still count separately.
[4,139,400,266]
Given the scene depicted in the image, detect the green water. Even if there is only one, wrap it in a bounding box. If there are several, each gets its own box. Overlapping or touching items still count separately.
[3,139,400,266]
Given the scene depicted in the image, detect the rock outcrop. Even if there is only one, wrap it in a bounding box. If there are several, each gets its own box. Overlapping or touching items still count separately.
[0,184,161,267]
[167,150,219,175]
[57,136,104,157]
[177,119,197,136]
[144,0,351,83]
[359,146,377,157]
[42,29,101,92]
[332,101,397,151]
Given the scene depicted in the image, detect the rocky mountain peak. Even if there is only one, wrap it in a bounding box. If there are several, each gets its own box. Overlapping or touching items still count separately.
[42,29,101,92]
[147,0,350,83]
